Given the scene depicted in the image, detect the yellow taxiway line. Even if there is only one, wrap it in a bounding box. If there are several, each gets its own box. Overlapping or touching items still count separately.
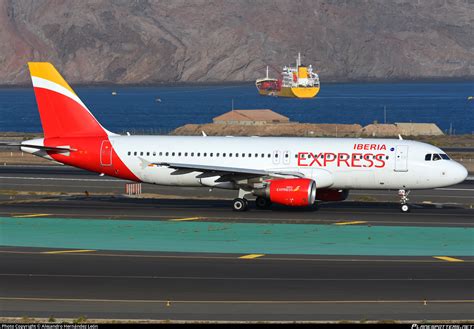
[239,254,265,259]
[168,217,201,221]
[41,250,96,254]
[12,214,51,218]
[333,221,368,226]
[433,256,464,262]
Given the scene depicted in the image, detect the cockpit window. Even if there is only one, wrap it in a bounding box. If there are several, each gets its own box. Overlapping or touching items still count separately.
[432,154,441,161]
[426,153,450,161]
[440,154,450,160]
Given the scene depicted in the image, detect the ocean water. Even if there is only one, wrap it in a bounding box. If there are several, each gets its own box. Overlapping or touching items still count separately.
[0,81,473,134]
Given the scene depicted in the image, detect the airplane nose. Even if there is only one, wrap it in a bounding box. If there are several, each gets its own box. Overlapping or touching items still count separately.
[453,162,468,184]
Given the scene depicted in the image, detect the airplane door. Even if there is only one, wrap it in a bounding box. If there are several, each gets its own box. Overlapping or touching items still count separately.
[394,145,408,172]
[272,150,281,165]
[100,140,113,167]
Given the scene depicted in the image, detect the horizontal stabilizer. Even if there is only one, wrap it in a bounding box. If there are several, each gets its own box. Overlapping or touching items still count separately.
[21,144,77,152]
[0,142,77,152]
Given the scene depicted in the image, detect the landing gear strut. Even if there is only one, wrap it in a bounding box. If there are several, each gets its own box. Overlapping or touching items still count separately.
[398,189,411,213]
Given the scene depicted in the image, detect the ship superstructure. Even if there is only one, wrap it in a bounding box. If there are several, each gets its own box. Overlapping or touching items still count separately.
[256,53,320,99]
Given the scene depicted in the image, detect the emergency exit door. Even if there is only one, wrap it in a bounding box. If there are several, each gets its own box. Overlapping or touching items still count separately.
[394,145,408,172]
[100,140,113,166]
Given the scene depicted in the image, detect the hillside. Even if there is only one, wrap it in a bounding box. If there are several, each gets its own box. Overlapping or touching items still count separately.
[1,0,473,84]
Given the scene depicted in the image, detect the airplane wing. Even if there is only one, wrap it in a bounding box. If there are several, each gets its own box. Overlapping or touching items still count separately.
[152,161,305,179]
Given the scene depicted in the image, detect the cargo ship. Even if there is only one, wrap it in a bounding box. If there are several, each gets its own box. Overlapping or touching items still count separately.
[255,53,320,98]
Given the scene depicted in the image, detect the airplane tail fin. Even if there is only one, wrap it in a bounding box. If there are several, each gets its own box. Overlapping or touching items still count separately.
[27,62,115,139]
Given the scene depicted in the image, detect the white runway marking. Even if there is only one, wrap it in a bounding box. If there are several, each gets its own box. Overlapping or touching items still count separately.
[0,176,122,182]
[435,188,474,192]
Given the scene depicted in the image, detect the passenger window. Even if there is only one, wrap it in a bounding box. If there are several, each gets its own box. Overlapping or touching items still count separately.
[197,153,200,157]
[255,153,258,157]
[127,152,131,156]
[165,152,169,156]
[425,154,431,161]
[133,152,137,156]
[242,153,245,157]
[172,152,175,156]
[248,153,252,158]
[262,153,265,158]
[147,152,150,156]
[235,153,239,157]
[210,153,213,157]
[159,152,162,156]
[223,153,226,157]
[229,153,232,157]
[153,152,156,156]
[178,152,181,156]
[204,153,207,157]
[191,152,194,157]
[216,153,220,157]
[433,154,441,161]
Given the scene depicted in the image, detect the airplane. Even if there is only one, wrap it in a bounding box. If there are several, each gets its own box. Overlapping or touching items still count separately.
[13,62,468,213]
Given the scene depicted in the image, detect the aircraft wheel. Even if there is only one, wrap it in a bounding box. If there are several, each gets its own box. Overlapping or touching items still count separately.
[310,202,320,211]
[255,196,272,210]
[233,198,248,212]
[400,204,410,213]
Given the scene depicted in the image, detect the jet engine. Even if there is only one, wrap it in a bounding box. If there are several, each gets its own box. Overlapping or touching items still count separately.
[254,178,316,207]
[316,189,349,201]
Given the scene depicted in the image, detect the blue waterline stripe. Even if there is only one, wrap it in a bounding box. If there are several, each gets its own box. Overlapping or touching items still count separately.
[0,217,473,256]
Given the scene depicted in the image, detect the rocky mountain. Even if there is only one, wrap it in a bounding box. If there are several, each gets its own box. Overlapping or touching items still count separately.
[0,0,473,84]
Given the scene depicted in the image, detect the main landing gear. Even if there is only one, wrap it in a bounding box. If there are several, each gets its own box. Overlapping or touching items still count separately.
[232,198,248,212]
[233,189,251,212]
[398,189,411,213]
[255,196,272,210]
[233,190,273,212]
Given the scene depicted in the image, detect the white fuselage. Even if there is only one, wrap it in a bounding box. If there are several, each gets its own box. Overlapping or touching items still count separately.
[108,136,467,190]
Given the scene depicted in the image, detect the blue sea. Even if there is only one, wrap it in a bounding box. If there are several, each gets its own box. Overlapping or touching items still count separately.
[0,81,473,134]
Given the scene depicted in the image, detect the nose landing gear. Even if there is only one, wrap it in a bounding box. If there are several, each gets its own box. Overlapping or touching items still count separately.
[398,189,411,212]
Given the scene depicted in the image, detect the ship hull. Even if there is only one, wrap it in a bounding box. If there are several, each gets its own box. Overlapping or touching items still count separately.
[278,86,320,98]
[258,89,279,96]
[257,86,320,98]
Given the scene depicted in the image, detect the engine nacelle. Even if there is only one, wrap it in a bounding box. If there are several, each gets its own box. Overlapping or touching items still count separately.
[316,189,349,202]
[254,178,316,207]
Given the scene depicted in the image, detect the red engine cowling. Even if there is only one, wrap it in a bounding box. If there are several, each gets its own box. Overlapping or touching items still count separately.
[256,178,316,207]
[316,189,349,202]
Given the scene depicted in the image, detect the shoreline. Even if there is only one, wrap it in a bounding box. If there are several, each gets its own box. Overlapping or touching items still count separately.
[1,78,474,89]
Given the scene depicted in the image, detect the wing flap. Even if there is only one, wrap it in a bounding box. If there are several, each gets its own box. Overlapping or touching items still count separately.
[154,162,304,179]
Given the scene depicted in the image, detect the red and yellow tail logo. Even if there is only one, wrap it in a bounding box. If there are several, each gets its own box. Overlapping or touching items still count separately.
[28,62,111,139]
